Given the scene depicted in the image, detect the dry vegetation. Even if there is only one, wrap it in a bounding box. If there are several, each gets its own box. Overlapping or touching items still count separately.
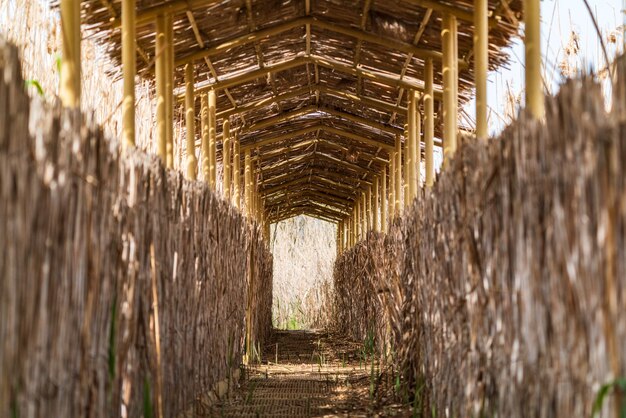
[270,215,336,330]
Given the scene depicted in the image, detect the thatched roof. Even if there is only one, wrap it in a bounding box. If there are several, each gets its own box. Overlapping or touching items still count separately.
[80,0,522,223]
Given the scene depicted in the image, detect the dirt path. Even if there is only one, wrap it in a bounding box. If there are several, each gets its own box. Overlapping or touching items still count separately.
[201,330,410,417]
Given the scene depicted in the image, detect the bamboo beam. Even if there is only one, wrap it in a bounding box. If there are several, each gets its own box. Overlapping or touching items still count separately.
[233,134,241,209]
[60,0,81,108]
[122,0,136,148]
[191,56,444,97]
[165,15,174,168]
[394,134,402,214]
[156,15,168,163]
[524,0,544,119]
[442,13,458,162]
[185,63,197,179]
[208,90,217,189]
[374,176,380,232]
[381,167,387,232]
[475,0,489,139]
[262,175,360,196]
[244,149,252,218]
[424,58,435,187]
[223,120,232,197]
[266,191,353,212]
[201,93,210,180]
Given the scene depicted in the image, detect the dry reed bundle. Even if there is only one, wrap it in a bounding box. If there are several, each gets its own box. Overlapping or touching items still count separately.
[0,39,272,417]
[334,59,626,416]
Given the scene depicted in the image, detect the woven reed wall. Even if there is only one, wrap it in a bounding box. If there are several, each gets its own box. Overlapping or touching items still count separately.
[0,40,272,417]
[334,64,626,416]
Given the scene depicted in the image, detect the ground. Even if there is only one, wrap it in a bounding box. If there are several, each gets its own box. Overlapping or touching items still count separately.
[200,330,412,417]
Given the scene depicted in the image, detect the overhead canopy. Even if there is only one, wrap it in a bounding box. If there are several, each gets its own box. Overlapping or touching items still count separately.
[81,0,522,223]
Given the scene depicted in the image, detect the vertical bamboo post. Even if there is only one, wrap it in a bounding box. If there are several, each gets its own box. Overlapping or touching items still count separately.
[156,15,168,163]
[122,0,136,148]
[374,176,380,232]
[366,187,372,233]
[244,149,252,219]
[60,0,81,108]
[389,158,396,219]
[381,167,387,232]
[442,13,458,162]
[475,0,489,139]
[223,120,232,198]
[208,89,217,189]
[424,58,435,187]
[415,102,422,190]
[395,134,402,214]
[524,0,544,119]
[200,93,210,180]
[408,91,419,202]
[353,207,357,244]
[184,63,197,179]
[165,14,174,168]
[233,134,241,209]
[362,192,367,237]
[403,124,410,207]
[337,221,342,256]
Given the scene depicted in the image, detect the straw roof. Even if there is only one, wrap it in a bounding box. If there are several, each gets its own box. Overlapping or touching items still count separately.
[80,0,522,223]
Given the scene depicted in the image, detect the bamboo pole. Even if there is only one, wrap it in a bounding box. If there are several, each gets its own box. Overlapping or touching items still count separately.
[415,102,422,190]
[424,58,435,187]
[403,124,410,207]
[524,0,544,119]
[156,15,168,163]
[337,221,342,256]
[185,63,197,179]
[395,134,402,213]
[208,89,217,189]
[233,134,241,209]
[122,0,136,148]
[366,187,372,233]
[223,120,232,198]
[244,149,252,219]
[165,14,174,168]
[60,0,81,108]
[408,91,419,202]
[374,176,380,232]
[381,167,387,232]
[201,94,210,180]
[442,13,458,162]
[474,0,488,139]
[389,158,396,218]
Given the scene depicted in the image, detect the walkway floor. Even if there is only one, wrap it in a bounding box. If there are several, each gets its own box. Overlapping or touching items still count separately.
[203,330,411,417]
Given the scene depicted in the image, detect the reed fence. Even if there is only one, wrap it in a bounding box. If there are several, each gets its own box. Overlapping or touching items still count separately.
[0,39,272,418]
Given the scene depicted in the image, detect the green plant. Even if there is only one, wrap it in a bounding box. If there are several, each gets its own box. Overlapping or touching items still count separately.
[592,378,626,418]
[25,79,45,98]
[143,378,153,418]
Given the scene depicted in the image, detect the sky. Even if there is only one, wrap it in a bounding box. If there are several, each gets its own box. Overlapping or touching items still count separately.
[463,0,625,135]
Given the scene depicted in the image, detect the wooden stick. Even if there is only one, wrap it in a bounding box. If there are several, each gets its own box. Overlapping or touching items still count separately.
[403,125,409,208]
[415,99,422,190]
[394,134,402,214]
[156,15,168,164]
[165,14,174,168]
[366,187,372,233]
[185,63,197,179]
[122,0,136,148]
[408,91,418,202]
[244,149,252,219]
[201,93,210,180]
[60,0,81,108]
[424,58,435,187]
[524,0,544,119]
[475,0,489,139]
[381,167,387,232]
[442,13,458,162]
[233,134,241,209]
[208,90,217,189]
[389,157,396,219]
[223,120,232,198]
[374,176,380,232]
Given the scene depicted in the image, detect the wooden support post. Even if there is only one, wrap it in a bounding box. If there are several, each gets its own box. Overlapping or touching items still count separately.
[366,187,372,233]
[389,158,396,219]
[381,167,387,232]
[353,207,357,244]
[223,120,232,198]
[337,221,342,256]
[165,14,174,168]
[60,0,81,108]
[244,149,252,219]
[233,134,241,209]
[403,124,410,207]
[122,0,136,148]
[185,63,197,179]
[442,13,458,162]
[395,134,402,214]
[200,93,210,180]
[524,0,544,119]
[408,91,418,202]
[424,58,435,187]
[208,89,217,189]
[415,102,422,190]
[474,0,488,139]
[374,176,380,232]
[156,15,168,163]
[361,192,367,238]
